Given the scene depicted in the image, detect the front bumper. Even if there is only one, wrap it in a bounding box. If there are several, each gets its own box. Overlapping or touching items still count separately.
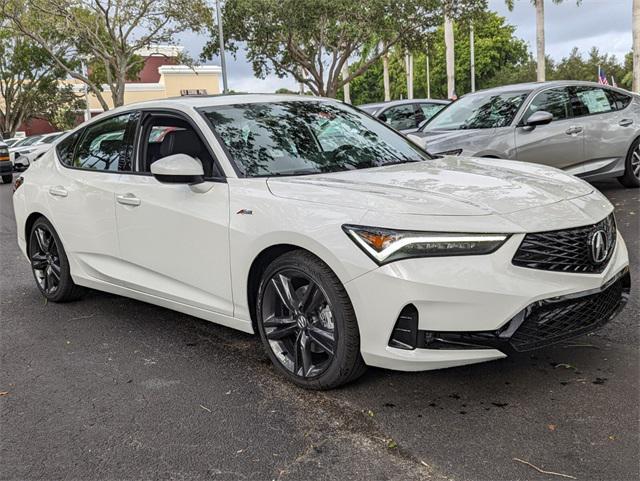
[345,233,630,371]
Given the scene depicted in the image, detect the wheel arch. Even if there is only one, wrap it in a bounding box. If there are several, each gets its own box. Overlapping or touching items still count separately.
[246,243,309,332]
[24,211,48,245]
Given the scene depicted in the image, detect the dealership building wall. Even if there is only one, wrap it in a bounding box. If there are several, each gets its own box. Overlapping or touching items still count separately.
[5,45,222,136]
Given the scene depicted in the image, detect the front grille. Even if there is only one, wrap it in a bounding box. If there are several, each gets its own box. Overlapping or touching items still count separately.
[512,214,616,274]
[508,273,628,352]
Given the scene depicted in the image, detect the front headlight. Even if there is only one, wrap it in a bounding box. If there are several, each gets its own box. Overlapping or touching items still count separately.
[343,225,509,265]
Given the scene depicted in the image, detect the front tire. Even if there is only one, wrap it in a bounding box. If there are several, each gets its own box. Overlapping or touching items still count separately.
[28,217,83,302]
[256,250,366,389]
[618,137,640,188]
[2,174,12,184]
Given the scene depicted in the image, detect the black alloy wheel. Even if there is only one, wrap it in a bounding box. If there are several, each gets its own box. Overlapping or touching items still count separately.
[30,224,61,296]
[262,269,336,378]
[256,250,366,389]
[29,217,82,302]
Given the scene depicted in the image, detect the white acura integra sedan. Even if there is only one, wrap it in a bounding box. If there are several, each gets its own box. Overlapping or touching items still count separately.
[13,95,630,389]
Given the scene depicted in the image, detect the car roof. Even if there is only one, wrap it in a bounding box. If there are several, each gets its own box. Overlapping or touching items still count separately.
[359,98,450,110]
[104,93,340,116]
[466,80,636,97]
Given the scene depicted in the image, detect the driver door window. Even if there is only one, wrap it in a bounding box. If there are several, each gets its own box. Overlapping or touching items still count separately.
[382,105,419,131]
[523,88,572,123]
[138,115,217,178]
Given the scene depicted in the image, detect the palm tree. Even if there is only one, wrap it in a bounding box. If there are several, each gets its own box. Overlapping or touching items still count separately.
[506,0,582,82]
[444,11,455,98]
[381,41,391,101]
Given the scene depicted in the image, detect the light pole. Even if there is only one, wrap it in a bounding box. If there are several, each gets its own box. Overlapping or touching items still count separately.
[216,0,229,94]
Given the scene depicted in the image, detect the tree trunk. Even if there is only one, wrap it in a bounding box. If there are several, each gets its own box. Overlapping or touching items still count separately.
[444,13,455,99]
[535,0,546,82]
[382,44,390,101]
[298,67,305,95]
[634,0,640,92]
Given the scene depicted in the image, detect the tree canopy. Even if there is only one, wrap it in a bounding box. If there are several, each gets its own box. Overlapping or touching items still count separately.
[343,11,529,103]
[2,0,212,110]
[201,0,469,98]
[0,29,83,136]
[341,8,633,105]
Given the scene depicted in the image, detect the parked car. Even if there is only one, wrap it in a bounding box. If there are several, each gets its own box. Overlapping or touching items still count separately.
[359,99,450,133]
[11,132,64,171]
[3,136,26,148]
[0,138,11,183]
[408,81,640,188]
[13,95,629,389]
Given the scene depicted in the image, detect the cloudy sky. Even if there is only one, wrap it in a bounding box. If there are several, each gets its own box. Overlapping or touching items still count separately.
[180,0,633,93]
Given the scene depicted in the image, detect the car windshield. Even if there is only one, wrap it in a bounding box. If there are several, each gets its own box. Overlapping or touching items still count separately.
[199,101,430,177]
[425,91,529,130]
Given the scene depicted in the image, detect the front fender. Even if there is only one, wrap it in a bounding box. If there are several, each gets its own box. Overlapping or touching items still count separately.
[227,178,375,322]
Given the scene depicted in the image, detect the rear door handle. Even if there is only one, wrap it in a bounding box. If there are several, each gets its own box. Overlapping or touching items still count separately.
[116,193,141,207]
[49,186,68,197]
[565,126,583,135]
[619,119,633,127]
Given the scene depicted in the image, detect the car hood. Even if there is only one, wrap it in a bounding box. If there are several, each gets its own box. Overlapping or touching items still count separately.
[267,156,594,216]
[409,128,495,150]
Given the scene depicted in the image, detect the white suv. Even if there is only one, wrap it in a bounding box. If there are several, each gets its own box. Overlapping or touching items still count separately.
[12,95,630,389]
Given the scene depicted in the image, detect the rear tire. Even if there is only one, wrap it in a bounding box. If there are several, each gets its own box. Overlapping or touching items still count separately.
[28,217,83,302]
[2,174,12,184]
[618,137,640,188]
[256,250,366,389]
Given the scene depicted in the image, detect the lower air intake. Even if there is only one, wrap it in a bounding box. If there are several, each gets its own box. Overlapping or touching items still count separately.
[389,305,418,350]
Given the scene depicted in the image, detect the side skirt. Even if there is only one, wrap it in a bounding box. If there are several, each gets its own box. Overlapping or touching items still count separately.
[74,276,255,335]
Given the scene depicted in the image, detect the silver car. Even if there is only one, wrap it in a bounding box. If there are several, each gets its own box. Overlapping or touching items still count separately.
[360,99,450,134]
[408,81,640,188]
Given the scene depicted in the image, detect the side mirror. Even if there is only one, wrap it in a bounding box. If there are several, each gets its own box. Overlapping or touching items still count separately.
[150,154,204,185]
[525,110,553,127]
[378,113,387,122]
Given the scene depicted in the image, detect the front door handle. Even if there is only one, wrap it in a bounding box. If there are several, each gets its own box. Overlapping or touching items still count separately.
[49,186,68,197]
[619,119,633,127]
[565,126,583,135]
[116,193,141,207]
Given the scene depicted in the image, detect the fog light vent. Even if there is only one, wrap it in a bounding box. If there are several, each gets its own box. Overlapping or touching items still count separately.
[389,304,418,350]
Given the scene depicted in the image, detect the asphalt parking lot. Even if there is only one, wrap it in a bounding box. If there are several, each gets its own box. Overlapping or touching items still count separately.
[1,176,638,481]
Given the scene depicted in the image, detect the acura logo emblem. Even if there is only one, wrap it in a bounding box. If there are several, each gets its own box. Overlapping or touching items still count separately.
[590,229,608,264]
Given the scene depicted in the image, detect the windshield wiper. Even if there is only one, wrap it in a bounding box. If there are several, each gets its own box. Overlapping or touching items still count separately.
[380,159,423,166]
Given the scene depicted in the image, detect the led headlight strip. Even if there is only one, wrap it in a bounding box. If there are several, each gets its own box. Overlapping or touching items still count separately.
[343,224,509,265]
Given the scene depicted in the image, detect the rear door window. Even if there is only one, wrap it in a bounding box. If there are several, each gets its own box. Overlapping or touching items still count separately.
[73,113,135,172]
[56,132,81,166]
[571,86,615,116]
